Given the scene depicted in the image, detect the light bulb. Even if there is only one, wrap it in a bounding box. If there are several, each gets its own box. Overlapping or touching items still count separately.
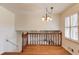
[50,18,52,21]
[42,17,45,21]
[47,19,50,22]
[47,17,50,20]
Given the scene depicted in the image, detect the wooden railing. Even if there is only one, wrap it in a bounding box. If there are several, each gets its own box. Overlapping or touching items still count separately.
[26,31,62,46]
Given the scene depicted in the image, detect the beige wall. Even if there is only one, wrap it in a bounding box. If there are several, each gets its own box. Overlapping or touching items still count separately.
[0,6,17,54]
[60,4,79,55]
[15,13,60,31]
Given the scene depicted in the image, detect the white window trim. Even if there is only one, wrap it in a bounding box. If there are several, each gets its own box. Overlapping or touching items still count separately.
[65,13,79,42]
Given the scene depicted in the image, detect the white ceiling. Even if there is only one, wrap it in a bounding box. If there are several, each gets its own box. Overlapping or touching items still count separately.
[0,3,74,14]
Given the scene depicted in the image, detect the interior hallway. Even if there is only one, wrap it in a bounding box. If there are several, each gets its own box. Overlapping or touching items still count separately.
[0,3,79,55]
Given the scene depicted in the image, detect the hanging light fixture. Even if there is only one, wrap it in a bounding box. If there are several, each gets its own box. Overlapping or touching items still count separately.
[42,7,53,22]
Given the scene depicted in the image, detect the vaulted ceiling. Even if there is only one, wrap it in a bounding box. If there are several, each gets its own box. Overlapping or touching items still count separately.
[0,3,74,15]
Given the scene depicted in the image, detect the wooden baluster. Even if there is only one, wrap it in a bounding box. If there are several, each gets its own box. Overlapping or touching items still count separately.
[34,33,35,45]
[60,33,62,46]
[53,32,54,45]
[36,33,38,45]
[36,33,37,45]
[30,33,31,45]
[44,33,46,45]
[59,32,61,46]
[43,33,45,45]
[54,32,56,45]
[31,33,32,45]
[55,32,57,46]
[33,33,34,45]
[29,33,30,45]
[39,33,40,45]
[51,33,52,45]
[49,33,50,45]
[46,33,47,45]
[50,33,52,45]
[27,34,28,45]
[43,34,44,45]
[54,32,55,45]
[38,34,40,45]
[38,33,39,45]
[49,33,50,46]
[41,33,44,45]
[28,34,30,45]
[58,33,59,46]
[48,33,51,45]
[35,33,36,45]
[40,33,41,45]
[56,32,58,46]
[38,34,39,45]
[37,33,38,45]
[48,33,49,45]
[59,33,60,46]
[57,33,58,46]
[55,33,57,46]
[27,33,28,45]
[29,34,31,45]
[32,33,33,45]
[52,33,53,45]
[42,34,43,45]
[52,33,54,45]
[45,33,46,45]
[34,33,36,45]
[40,34,41,45]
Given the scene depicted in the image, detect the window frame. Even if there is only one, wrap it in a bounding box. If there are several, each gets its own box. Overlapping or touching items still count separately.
[64,13,79,41]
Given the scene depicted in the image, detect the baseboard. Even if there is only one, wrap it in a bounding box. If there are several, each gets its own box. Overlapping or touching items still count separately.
[0,51,5,55]
[1,49,23,55]
[2,52,20,55]
[62,46,72,55]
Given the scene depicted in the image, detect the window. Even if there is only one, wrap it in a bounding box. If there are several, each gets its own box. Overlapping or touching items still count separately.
[65,13,79,41]
[65,16,70,38]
